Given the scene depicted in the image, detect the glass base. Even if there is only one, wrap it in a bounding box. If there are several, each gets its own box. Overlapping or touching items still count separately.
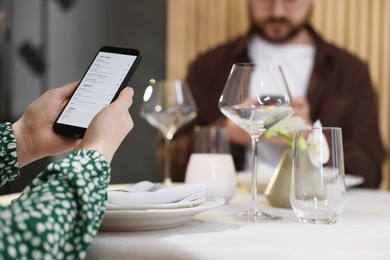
[226,207,282,222]
[298,217,337,225]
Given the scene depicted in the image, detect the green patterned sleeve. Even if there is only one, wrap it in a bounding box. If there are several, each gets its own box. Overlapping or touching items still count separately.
[0,149,111,259]
[0,122,20,187]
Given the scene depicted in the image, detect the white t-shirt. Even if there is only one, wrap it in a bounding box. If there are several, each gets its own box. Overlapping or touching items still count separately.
[245,35,316,182]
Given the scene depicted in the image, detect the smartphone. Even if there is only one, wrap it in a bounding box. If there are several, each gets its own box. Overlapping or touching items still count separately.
[53,46,141,138]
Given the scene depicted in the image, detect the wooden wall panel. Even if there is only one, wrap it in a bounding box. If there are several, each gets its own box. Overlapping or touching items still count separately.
[166,0,248,81]
[379,0,390,189]
[346,0,359,54]
[167,0,390,189]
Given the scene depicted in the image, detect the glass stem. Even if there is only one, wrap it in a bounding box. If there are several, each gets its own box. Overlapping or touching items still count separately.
[164,137,172,186]
[250,135,260,209]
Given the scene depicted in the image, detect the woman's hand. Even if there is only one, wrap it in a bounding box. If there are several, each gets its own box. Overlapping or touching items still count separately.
[77,87,134,164]
[12,82,79,168]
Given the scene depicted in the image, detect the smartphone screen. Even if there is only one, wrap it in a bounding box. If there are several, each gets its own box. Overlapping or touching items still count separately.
[54,46,141,137]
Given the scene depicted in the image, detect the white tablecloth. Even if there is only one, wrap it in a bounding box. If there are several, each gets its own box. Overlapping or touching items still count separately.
[87,188,390,260]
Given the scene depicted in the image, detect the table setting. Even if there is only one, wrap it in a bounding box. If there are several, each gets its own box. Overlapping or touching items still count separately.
[1,179,389,259]
[87,186,390,260]
[85,63,390,259]
[101,181,225,231]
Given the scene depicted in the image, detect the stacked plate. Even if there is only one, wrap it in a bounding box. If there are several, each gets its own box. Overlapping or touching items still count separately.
[100,182,225,231]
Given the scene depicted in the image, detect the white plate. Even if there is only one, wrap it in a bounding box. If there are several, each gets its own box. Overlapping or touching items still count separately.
[106,196,207,210]
[100,197,225,231]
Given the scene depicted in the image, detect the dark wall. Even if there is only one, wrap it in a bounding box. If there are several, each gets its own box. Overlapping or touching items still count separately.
[0,0,166,194]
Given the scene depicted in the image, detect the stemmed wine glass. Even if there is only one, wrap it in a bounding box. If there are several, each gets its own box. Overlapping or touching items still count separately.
[140,79,197,185]
[219,63,293,222]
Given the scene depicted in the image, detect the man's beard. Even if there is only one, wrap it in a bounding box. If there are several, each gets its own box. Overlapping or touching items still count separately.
[250,18,307,43]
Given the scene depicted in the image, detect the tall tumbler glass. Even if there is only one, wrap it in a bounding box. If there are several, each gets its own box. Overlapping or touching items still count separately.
[290,127,346,224]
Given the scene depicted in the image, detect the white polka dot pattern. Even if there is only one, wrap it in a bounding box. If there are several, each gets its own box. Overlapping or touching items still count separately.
[0,123,19,187]
[0,123,111,259]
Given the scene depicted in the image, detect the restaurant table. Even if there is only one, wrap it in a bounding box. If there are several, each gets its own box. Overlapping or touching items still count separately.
[86,188,390,260]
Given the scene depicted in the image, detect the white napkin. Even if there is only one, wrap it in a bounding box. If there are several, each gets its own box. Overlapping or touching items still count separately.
[108,181,210,205]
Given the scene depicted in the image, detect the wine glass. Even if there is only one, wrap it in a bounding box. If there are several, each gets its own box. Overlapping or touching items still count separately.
[140,79,197,185]
[219,63,293,222]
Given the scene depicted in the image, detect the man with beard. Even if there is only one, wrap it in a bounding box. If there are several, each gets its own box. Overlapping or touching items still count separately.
[158,0,386,188]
